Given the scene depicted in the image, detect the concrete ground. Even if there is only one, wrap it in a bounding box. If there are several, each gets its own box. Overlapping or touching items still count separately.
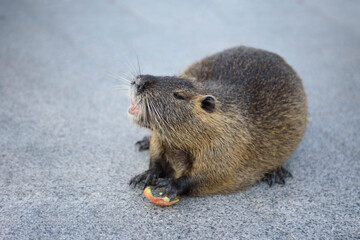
[1,0,359,239]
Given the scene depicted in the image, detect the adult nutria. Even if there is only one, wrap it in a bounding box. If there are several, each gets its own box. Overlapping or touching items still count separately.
[128,46,307,200]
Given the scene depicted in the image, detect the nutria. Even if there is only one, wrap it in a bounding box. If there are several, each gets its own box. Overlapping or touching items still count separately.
[128,46,307,200]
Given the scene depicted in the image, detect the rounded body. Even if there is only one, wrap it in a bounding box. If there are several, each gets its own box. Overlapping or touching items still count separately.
[129,46,307,197]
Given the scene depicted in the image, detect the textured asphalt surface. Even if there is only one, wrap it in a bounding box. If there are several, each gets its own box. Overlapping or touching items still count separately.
[1,0,360,239]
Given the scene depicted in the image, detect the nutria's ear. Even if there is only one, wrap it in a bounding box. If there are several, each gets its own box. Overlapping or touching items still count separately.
[201,95,216,113]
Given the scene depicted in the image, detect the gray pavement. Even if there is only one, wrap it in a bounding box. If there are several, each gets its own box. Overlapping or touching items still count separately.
[1,0,359,239]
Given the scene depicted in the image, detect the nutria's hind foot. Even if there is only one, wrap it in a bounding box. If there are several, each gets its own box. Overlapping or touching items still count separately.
[262,166,293,187]
[135,136,150,151]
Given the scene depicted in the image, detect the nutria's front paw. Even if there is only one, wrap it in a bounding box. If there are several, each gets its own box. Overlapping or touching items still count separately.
[135,136,150,151]
[129,168,160,188]
[152,178,178,202]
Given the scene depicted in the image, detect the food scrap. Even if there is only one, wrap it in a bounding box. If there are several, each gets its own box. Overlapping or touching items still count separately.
[143,186,179,206]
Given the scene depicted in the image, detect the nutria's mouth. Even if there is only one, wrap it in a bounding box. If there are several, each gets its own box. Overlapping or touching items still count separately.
[128,96,140,116]
[128,79,155,129]
[128,92,148,127]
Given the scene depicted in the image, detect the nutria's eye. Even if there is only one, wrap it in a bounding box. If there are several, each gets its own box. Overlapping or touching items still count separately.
[173,92,185,100]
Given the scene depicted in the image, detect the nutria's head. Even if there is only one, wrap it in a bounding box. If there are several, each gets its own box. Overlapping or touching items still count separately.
[128,75,219,142]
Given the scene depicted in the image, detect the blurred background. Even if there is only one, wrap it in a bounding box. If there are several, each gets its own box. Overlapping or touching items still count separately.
[1,0,359,239]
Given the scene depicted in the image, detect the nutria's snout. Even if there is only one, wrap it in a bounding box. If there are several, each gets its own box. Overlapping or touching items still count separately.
[128,76,144,123]
[128,75,158,127]
[132,75,157,95]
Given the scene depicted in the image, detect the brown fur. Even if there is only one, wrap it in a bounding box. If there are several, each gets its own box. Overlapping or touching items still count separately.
[129,46,307,197]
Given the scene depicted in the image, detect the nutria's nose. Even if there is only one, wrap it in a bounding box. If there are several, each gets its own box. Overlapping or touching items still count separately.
[134,75,157,93]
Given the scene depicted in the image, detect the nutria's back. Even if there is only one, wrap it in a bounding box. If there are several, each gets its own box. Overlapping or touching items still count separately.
[129,46,307,197]
[181,46,307,178]
[182,46,306,117]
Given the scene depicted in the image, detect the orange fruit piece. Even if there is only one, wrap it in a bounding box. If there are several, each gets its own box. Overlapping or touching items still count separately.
[143,187,179,206]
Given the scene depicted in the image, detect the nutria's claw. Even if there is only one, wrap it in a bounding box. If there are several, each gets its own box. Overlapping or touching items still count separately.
[153,178,178,202]
[129,173,144,188]
[129,168,160,188]
[143,172,158,189]
[262,166,293,187]
[135,136,150,151]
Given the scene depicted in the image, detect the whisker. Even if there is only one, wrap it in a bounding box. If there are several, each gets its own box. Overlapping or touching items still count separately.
[151,101,174,132]
[117,75,131,83]
[107,72,131,85]
[123,72,135,79]
[126,59,139,77]
[136,53,142,76]
[114,89,130,93]
[150,101,176,138]
[153,102,172,126]
[113,87,130,96]
[150,99,190,144]
[144,98,150,126]
[151,103,167,134]
[112,57,137,78]
[112,72,132,83]
[148,101,163,132]
[116,71,133,79]
[114,86,130,90]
